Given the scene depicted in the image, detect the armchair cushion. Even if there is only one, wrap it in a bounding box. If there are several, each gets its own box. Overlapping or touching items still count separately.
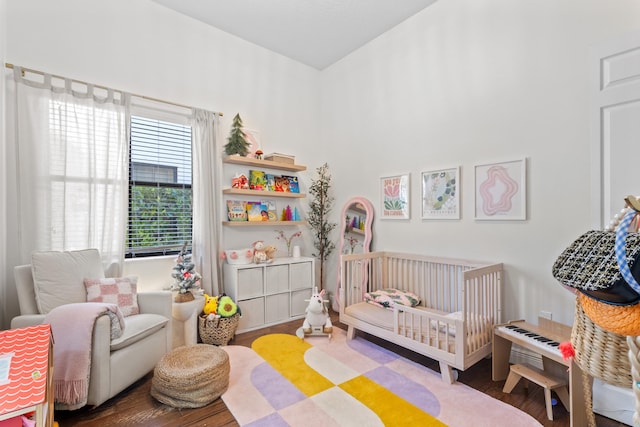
[110,314,168,351]
[84,277,139,316]
[31,249,104,314]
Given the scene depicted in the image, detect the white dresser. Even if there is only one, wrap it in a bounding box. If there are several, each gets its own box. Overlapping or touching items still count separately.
[223,257,315,333]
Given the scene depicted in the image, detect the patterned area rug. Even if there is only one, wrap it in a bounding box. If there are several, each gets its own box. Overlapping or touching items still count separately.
[221,328,542,427]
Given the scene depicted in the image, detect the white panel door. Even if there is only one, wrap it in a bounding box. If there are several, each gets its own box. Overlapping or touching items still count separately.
[590,31,640,425]
[591,31,640,229]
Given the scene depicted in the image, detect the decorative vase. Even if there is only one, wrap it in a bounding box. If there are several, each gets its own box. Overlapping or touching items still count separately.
[174,291,195,303]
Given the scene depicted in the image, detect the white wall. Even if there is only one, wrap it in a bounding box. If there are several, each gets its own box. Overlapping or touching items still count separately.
[3,0,640,329]
[320,0,640,325]
[1,0,322,328]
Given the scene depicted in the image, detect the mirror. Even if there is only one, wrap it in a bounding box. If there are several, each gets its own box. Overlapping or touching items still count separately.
[334,197,374,310]
[340,197,374,255]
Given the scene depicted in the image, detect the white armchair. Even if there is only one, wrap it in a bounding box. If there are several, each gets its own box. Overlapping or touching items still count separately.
[10,249,172,408]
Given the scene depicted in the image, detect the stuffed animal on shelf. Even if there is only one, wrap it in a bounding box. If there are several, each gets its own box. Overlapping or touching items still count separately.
[202,293,218,317]
[264,245,277,260]
[302,288,333,335]
[218,295,238,317]
[252,240,268,264]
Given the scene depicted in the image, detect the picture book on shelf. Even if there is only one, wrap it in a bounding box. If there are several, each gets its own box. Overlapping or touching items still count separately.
[226,200,247,221]
[265,174,276,192]
[261,200,277,221]
[249,170,267,190]
[246,201,269,221]
[283,175,299,193]
[274,176,290,192]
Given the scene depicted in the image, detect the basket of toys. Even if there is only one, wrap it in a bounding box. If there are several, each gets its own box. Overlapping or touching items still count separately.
[198,294,241,346]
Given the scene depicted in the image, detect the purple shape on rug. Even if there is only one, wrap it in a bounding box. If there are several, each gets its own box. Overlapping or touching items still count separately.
[346,337,399,364]
[244,412,290,427]
[251,362,306,410]
[366,366,441,416]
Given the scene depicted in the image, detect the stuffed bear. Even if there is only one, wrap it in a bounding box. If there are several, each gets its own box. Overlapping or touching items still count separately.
[264,245,277,260]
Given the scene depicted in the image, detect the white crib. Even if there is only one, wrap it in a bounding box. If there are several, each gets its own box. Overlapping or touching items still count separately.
[339,251,503,383]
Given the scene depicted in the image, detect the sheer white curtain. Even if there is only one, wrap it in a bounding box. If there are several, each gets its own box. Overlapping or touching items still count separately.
[191,109,221,295]
[10,66,128,274]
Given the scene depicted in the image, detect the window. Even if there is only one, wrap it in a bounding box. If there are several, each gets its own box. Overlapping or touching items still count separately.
[127,115,193,257]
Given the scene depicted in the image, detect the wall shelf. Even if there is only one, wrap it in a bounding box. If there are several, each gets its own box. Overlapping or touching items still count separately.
[223,155,307,172]
[223,220,306,227]
[223,188,305,198]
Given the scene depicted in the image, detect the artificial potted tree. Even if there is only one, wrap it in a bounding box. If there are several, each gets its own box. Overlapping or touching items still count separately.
[307,163,336,291]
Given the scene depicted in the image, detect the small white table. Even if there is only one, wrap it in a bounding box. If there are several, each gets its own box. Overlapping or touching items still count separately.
[171,295,205,348]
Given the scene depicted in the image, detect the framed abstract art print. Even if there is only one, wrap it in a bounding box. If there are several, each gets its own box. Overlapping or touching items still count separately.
[421,167,460,219]
[474,158,527,220]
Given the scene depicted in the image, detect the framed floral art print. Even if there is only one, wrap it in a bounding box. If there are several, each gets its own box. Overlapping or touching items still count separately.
[380,174,410,220]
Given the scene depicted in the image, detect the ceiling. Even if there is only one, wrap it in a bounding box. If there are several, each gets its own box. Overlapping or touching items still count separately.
[152,0,437,70]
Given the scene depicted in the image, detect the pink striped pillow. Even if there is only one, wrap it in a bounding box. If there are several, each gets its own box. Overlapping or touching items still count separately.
[84,277,139,317]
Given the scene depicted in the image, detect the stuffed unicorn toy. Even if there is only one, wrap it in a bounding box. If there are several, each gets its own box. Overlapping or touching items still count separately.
[302,287,333,335]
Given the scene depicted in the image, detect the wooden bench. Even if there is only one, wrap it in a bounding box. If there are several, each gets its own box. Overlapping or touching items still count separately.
[502,363,570,420]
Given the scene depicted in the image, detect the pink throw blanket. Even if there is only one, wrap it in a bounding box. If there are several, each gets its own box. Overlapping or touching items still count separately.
[44,302,125,409]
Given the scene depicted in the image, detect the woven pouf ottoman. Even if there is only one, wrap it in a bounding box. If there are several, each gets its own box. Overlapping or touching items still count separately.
[151,344,230,408]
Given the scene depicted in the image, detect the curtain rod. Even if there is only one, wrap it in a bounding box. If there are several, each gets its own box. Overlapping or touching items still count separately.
[5,62,223,117]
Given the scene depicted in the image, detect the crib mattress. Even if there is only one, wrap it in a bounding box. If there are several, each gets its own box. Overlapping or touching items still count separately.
[344,302,395,330]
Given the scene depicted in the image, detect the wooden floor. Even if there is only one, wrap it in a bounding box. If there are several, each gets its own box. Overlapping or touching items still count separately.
[56,311,628,427]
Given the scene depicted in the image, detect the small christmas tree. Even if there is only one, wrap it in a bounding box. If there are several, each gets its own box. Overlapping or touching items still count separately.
[224,113,250,156]
[171,242,201,302]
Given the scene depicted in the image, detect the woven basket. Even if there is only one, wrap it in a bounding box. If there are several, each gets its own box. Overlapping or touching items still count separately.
[198,313,240,345]
[580,293,640,336]
[571,298,632,388]
[151,344,229,408]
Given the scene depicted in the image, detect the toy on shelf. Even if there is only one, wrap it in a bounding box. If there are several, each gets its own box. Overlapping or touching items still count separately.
[264,245,277,260]
[252,241,270,264]
[296,287,333,340]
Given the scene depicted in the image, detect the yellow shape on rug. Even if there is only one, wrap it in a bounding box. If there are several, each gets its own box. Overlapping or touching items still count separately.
[252,333,334,396]
[341,375,445,427]
[252,333,444,426]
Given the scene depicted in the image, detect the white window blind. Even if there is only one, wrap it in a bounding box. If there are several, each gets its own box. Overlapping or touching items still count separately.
[127,115,193,256]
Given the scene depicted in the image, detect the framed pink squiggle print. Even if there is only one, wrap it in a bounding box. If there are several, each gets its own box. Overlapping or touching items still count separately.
[474,159,527,220]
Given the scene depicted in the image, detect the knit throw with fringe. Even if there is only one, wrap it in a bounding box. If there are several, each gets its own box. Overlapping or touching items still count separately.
[44,302,124,410]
